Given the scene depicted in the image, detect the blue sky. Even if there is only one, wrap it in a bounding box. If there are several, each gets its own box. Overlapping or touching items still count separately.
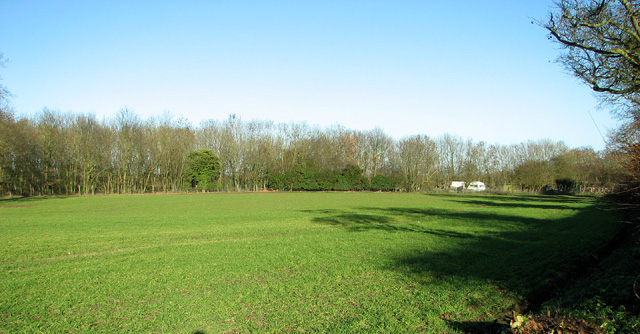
[0,1,618,150]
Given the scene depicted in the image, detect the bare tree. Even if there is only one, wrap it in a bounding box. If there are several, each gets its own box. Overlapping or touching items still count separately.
[36,109,73,194]
[0,53,10,114]
[397,135,437,192]
[0,53,13,195]
[70,114,112,194]
[436,134,464,184]
[545,0,640,199]
[111,108,148,193]
[359,128,394,179]
[148,114,195,192]
[545,0,640,111]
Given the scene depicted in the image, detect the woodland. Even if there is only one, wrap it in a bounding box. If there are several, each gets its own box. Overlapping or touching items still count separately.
[0,107,619,196]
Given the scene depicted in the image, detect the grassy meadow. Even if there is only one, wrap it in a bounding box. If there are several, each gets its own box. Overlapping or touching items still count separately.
[0,192,623,333]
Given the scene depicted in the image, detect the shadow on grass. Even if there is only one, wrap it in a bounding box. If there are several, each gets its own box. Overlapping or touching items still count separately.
[425,193,592,204]
[0,195,69,203]
[446,320,509,334]
[310,211,475,239]
[0,196,70,208]
[308,195,622,331]
[443,193,608,211]
[448,198,573,211]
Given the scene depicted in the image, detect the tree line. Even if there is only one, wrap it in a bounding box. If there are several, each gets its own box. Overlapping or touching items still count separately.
[0,108,622,196]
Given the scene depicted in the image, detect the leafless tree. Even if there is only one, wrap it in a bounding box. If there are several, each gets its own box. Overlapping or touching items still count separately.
[545,0,640,112]
[398,135,437,192]
[545,0,640,199]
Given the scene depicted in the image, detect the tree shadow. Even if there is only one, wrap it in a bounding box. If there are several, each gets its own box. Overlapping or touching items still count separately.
[0,195,68,207]
[425,193,591,204]
[0,196,42,203]
[448,198,573,211]
[312,212,476,239]
[0,195,69,203]
[358,205,603,288]
[307,196,621,332]
[446,320,509,334]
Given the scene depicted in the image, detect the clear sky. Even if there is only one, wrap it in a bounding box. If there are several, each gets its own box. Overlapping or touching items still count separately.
[0,1,619,150]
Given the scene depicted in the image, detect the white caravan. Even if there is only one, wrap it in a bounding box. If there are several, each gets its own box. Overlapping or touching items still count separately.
[467,181,486,192]
[450,181,465,192]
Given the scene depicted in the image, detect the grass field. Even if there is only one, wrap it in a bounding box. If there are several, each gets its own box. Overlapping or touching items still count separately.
[0,192,623,333]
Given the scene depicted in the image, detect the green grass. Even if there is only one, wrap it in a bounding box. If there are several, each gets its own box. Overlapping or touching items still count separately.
[0,192,623,333]
[541,224,640,334]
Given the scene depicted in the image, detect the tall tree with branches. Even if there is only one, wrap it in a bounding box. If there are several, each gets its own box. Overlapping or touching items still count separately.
[544,0,640,199]
[0,53,13,195]
[545,0,640,103]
